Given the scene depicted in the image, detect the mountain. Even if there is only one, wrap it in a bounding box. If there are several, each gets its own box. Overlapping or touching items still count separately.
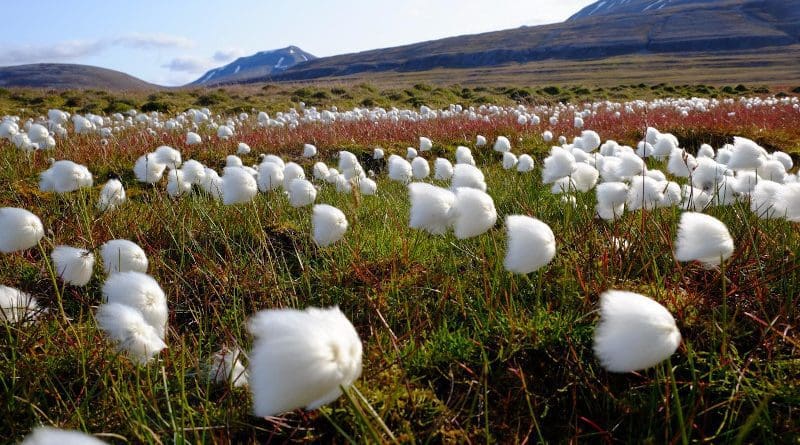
[0,63,158,90]
[189,46,316,86]
[258,0,799,82]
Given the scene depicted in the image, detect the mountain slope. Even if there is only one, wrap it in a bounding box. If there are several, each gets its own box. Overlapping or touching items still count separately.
[0,64,158,90]
[189,46,315,86]
[259,0,799,83]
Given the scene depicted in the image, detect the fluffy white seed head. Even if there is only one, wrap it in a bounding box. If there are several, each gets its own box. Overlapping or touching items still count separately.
[451,164,486,191]
[222,167,258,205]
[312,204,348,247]
[388,155,413,183]
[181,160,206,185]
[674,212,734,268]
[0,207,45,253]
[134,154,166,184]
[166,169,192,198]
[257,162,284,192]
[750,180,783,219]
[248,306,362,417]
[358,177,377,195]
[455,146,475,166]
[727,137,766,170]
[593,290,681,372]
[100,239,148,275]
[287,178,317,207]
[408,183,455,235]
[419,136,433,152]
[493,136,511,152]
[283,162,305,190]
[303,143,317,158]
[237,142,251,155]
[373,148,384,160]
[313,162,330,181]
[52,246,95,286]
[96,302,167,364]
[570,163,599,192]
[476,135,487,146]
[209,347,249,387]
[97,179,126,211]
[153,145,182,169]
[21,427,108,445]
[579,130,601,152]
[627,176,664,211]
[502,152,518,170]
[450,188,497,239]
[516,154,535,172]
[667,149,697,178]
[102,271,168,338]
[542,146,576,184]
[0,285,40,324]
[186,131,202,145]
[503,215,556,274]
[434,158,454,180]
[411,157,430,179]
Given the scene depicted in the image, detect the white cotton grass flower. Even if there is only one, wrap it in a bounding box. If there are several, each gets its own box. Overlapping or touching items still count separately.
[659,181,683,208]
[186,131,202,145]
[358,177,377,195]
[166,169,192,198]
[451,164,486,191]
[774,183,800,221]
[772,151,793,171]
[51,246,95,286]
[332,175,351,194]
[338,151,359,173]
[313,162,330,181]
[595,182,628,221]
[373,148,384,160]
[578,130,601,152]
[303,143,317,158]
[542,130,553,142]
[652,134,678,158]
[0,207,45,253]
[757,159,787,183]
[181,160,206,185]
[692,157,730,191]
[697,143,715,158]
[226,155,243,168]
[282,162,305,190]
[312,204,348,247]
[750,180,783,219]
[450,187,497,239]
[419,136,433,152]
[153,145,182,169]
[102,271,168,338]
[455,146,475,166]
[674,212,734,268]
[551,176,576,194]
[667,149,697,178]
[134,153,166,184]
[237,142,252,155]
[200,168,224,200]
[627,176,664,211]
[21,426,108,445]
[0,285,40,324]
[476,135,487,147]
[97,177,126,211]
[96,302,167,364]
[593,290,681,373]
[570,163,599,192]
[502,152,518,170]
[614,152,645,179]
[408,183,455,235]
[287,178,317,207]
[727,137,766,170]
[411,157,430,179]
[493,136,511,152]
[209,347,249,388]
[681,185,713,211]
[257,162,284,192]
[222,167,258,205]
[434,158,454,180]
[541,146,576,184]
[503,215,556,274]
[248,306,363,417]
[261,154,286,169]
[100,239,148,275]
[517,154,535,172]
[388,155,412,183]
[39,160,93,193]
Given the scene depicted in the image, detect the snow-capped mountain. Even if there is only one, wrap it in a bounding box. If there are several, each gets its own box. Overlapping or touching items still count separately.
[189,46,316,86]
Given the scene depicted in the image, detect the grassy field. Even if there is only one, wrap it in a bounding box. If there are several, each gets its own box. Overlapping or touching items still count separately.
[1,93,800,443]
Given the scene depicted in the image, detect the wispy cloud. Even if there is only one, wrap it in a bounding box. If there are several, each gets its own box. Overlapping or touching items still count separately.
[0,33,195,66]
[0,40,106,66]
[161,56,213,73]
[212,49,244,63]
[114,33,194,49]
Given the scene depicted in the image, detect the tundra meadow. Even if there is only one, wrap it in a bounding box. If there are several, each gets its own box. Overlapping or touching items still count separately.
[1,89,799,443]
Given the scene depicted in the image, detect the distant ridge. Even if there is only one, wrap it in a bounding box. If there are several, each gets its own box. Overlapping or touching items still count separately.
[0,63,158,90]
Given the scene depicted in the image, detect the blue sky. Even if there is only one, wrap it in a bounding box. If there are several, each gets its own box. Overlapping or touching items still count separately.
[0,0,594,86]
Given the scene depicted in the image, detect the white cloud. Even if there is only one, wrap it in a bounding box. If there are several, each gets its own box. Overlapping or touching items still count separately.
[0,33,195,66]
[161,56,213,73]
[114,33,195,49]
[0,40,106,66]
[213,49,244,63]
